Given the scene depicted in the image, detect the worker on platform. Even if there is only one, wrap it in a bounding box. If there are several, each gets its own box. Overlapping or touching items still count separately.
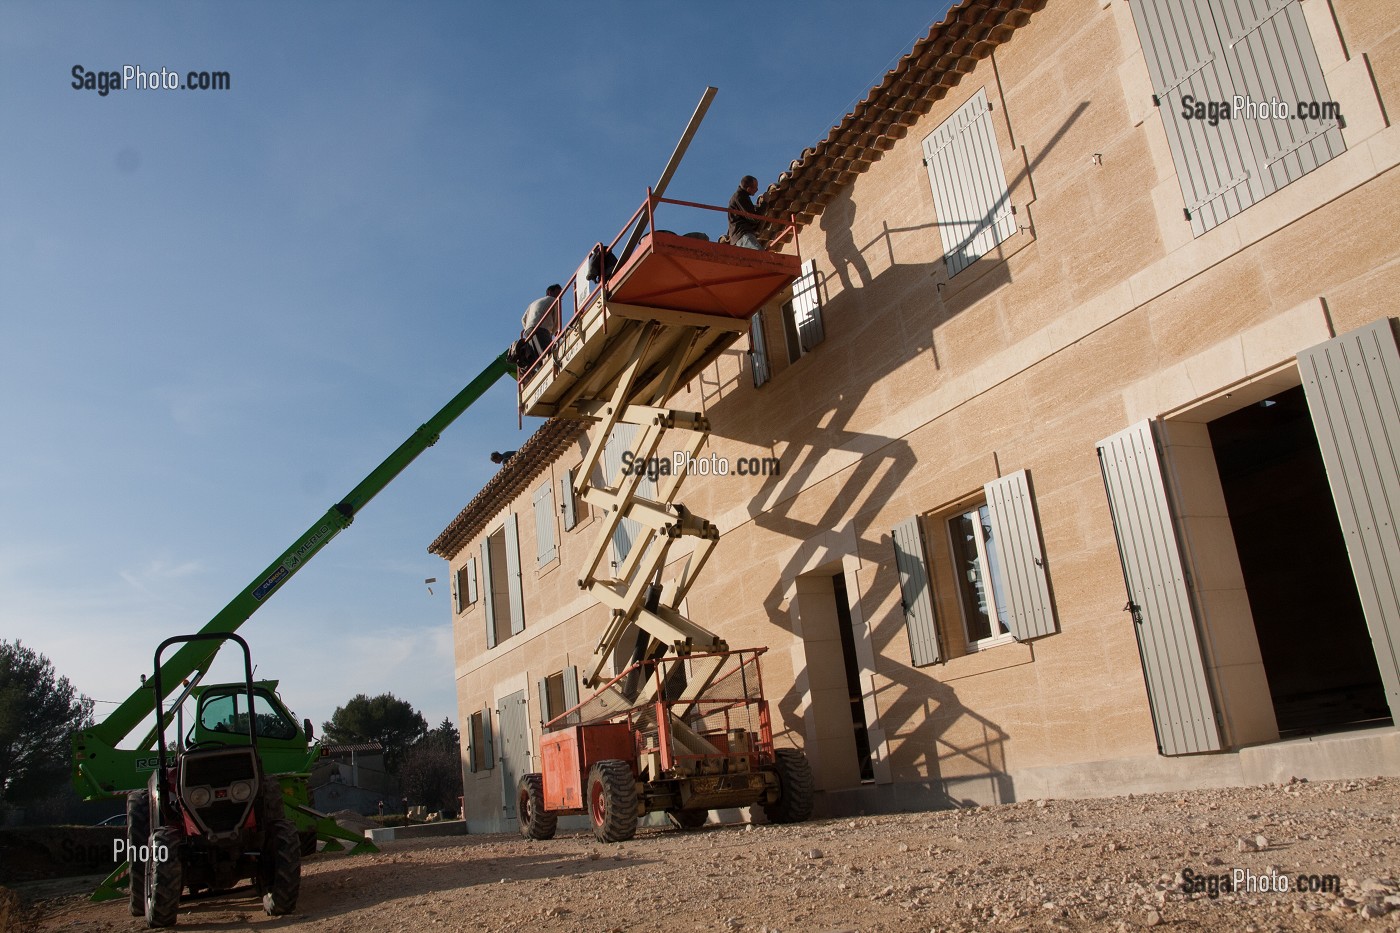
[728,175,765,250]
[517,284,562,371]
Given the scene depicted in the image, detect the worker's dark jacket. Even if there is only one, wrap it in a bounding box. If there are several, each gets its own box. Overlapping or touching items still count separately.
[728,188,760,240]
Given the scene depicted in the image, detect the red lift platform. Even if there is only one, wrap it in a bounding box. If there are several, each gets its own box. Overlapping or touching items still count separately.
[518,192,800,420]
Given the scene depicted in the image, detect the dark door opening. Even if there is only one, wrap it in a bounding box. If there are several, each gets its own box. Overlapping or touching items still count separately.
[1208,386,1390,737]
[832,573,875,781]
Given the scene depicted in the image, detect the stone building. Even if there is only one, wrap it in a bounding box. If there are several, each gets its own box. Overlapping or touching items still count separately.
[430,0,1400,833]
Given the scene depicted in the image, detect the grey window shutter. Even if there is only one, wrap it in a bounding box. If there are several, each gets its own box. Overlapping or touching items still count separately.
[984,470,1057,641]
[791,260,824,351]
[1212,0,1344,197]
[605,424,642,563]
[1298,319,1400,718]
[466,714,477,773]
[505,513,525,635]
[561,470,578,531]
[537,677,551,727]
[466,556,478,605]
[534,482,557,566]
[451,566,461,614]
[1128,0,1342,236]
[563,665,579,724]
[892,516,943,666]
[750,311,770,388]
[1097,420,1222,756]
[481,704,494,769]
[922,87,1015,276]
[481,540,496,649]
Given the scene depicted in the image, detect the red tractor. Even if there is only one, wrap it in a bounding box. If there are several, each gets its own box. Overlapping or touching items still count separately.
[124,633,301,927]
[517,649,813,842]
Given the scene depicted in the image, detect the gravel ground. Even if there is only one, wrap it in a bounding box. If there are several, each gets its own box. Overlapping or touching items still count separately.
[13,776,1400,932]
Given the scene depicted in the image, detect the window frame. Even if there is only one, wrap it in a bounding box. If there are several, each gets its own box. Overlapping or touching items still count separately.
[946,501,1016,652]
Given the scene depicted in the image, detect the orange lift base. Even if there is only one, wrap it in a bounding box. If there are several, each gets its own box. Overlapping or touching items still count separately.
[520,230,800,421]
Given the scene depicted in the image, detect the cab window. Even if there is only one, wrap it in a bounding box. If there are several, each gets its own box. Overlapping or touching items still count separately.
[198,690,298,740]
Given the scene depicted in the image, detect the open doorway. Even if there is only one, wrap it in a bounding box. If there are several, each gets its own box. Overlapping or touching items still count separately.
[793,572,874,787]
[1208,386,1390,737]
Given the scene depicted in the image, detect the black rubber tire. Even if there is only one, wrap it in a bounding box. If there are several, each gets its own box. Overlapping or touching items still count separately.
[517,773,558,840]
[144,826,182,928]
[261,819,301,916]
[586,759,638,843]
[126,790,150,917]
[761,748,814,824]
[668,808,708,830]
[298,828,319,856]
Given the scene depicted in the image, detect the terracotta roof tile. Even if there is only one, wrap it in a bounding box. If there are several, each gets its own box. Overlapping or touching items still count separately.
[428,418,586,560]
[762,0,1044,233]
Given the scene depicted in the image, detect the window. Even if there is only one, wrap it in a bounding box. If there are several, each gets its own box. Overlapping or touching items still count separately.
[452,557,477,614]
[921,88,1015,276]
[481,514,524,648]
[782,260,823,363]
[197,688,298,741]
[1129,0,1343,236]
[466,707,494,772]
[948,503,1014,648]
[894,470,1057,664]
[537,666,580,728]
[533,481,558,567]
[750,310,771,387]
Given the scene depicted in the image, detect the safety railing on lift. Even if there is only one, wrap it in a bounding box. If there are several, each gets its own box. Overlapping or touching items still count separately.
[515,188,800,401]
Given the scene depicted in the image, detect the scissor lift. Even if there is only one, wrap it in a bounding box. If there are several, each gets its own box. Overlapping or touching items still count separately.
[515,192,815,841]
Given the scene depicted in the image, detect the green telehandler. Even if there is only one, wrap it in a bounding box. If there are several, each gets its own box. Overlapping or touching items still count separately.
[71,353,515,905]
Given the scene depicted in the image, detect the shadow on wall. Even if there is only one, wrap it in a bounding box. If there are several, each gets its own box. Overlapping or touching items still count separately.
[689,102,1094,805]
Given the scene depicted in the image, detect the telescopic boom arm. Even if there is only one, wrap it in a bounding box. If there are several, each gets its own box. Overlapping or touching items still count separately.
[73,352,515,797]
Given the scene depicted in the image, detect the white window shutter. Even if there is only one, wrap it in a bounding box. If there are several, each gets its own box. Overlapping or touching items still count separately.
[504,513,525,635]
[466,713,477,773]
[481,704,494,769]
[983,470,1057,641]
[1298,319,1400,715]
[922,88,1015,275]
[561,470,578,531]
[791,260,823,352]
[466,556,477,605]
[750,311,771,388]
[481,540,496,649]
[1097,420,1222,755]
[534,482,557,566]
[537,677,551,727]
[563,666,579,722]
[892,516,943,666]
[1127,0,1342,236]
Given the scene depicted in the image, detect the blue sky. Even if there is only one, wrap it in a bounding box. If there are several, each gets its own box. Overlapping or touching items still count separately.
[0,1,951,738]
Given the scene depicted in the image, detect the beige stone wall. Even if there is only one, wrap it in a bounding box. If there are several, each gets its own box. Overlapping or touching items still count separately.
[447,0,1400,826]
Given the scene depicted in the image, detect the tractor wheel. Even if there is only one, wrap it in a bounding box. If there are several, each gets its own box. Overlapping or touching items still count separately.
[586,759,638,843]
[143,827,182,928]
[261,819,301,916]
[298,828,319,856]
[517,773,557,840]
[761,748,814,824]
[125,790,151,917]
[668,808,708,830]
